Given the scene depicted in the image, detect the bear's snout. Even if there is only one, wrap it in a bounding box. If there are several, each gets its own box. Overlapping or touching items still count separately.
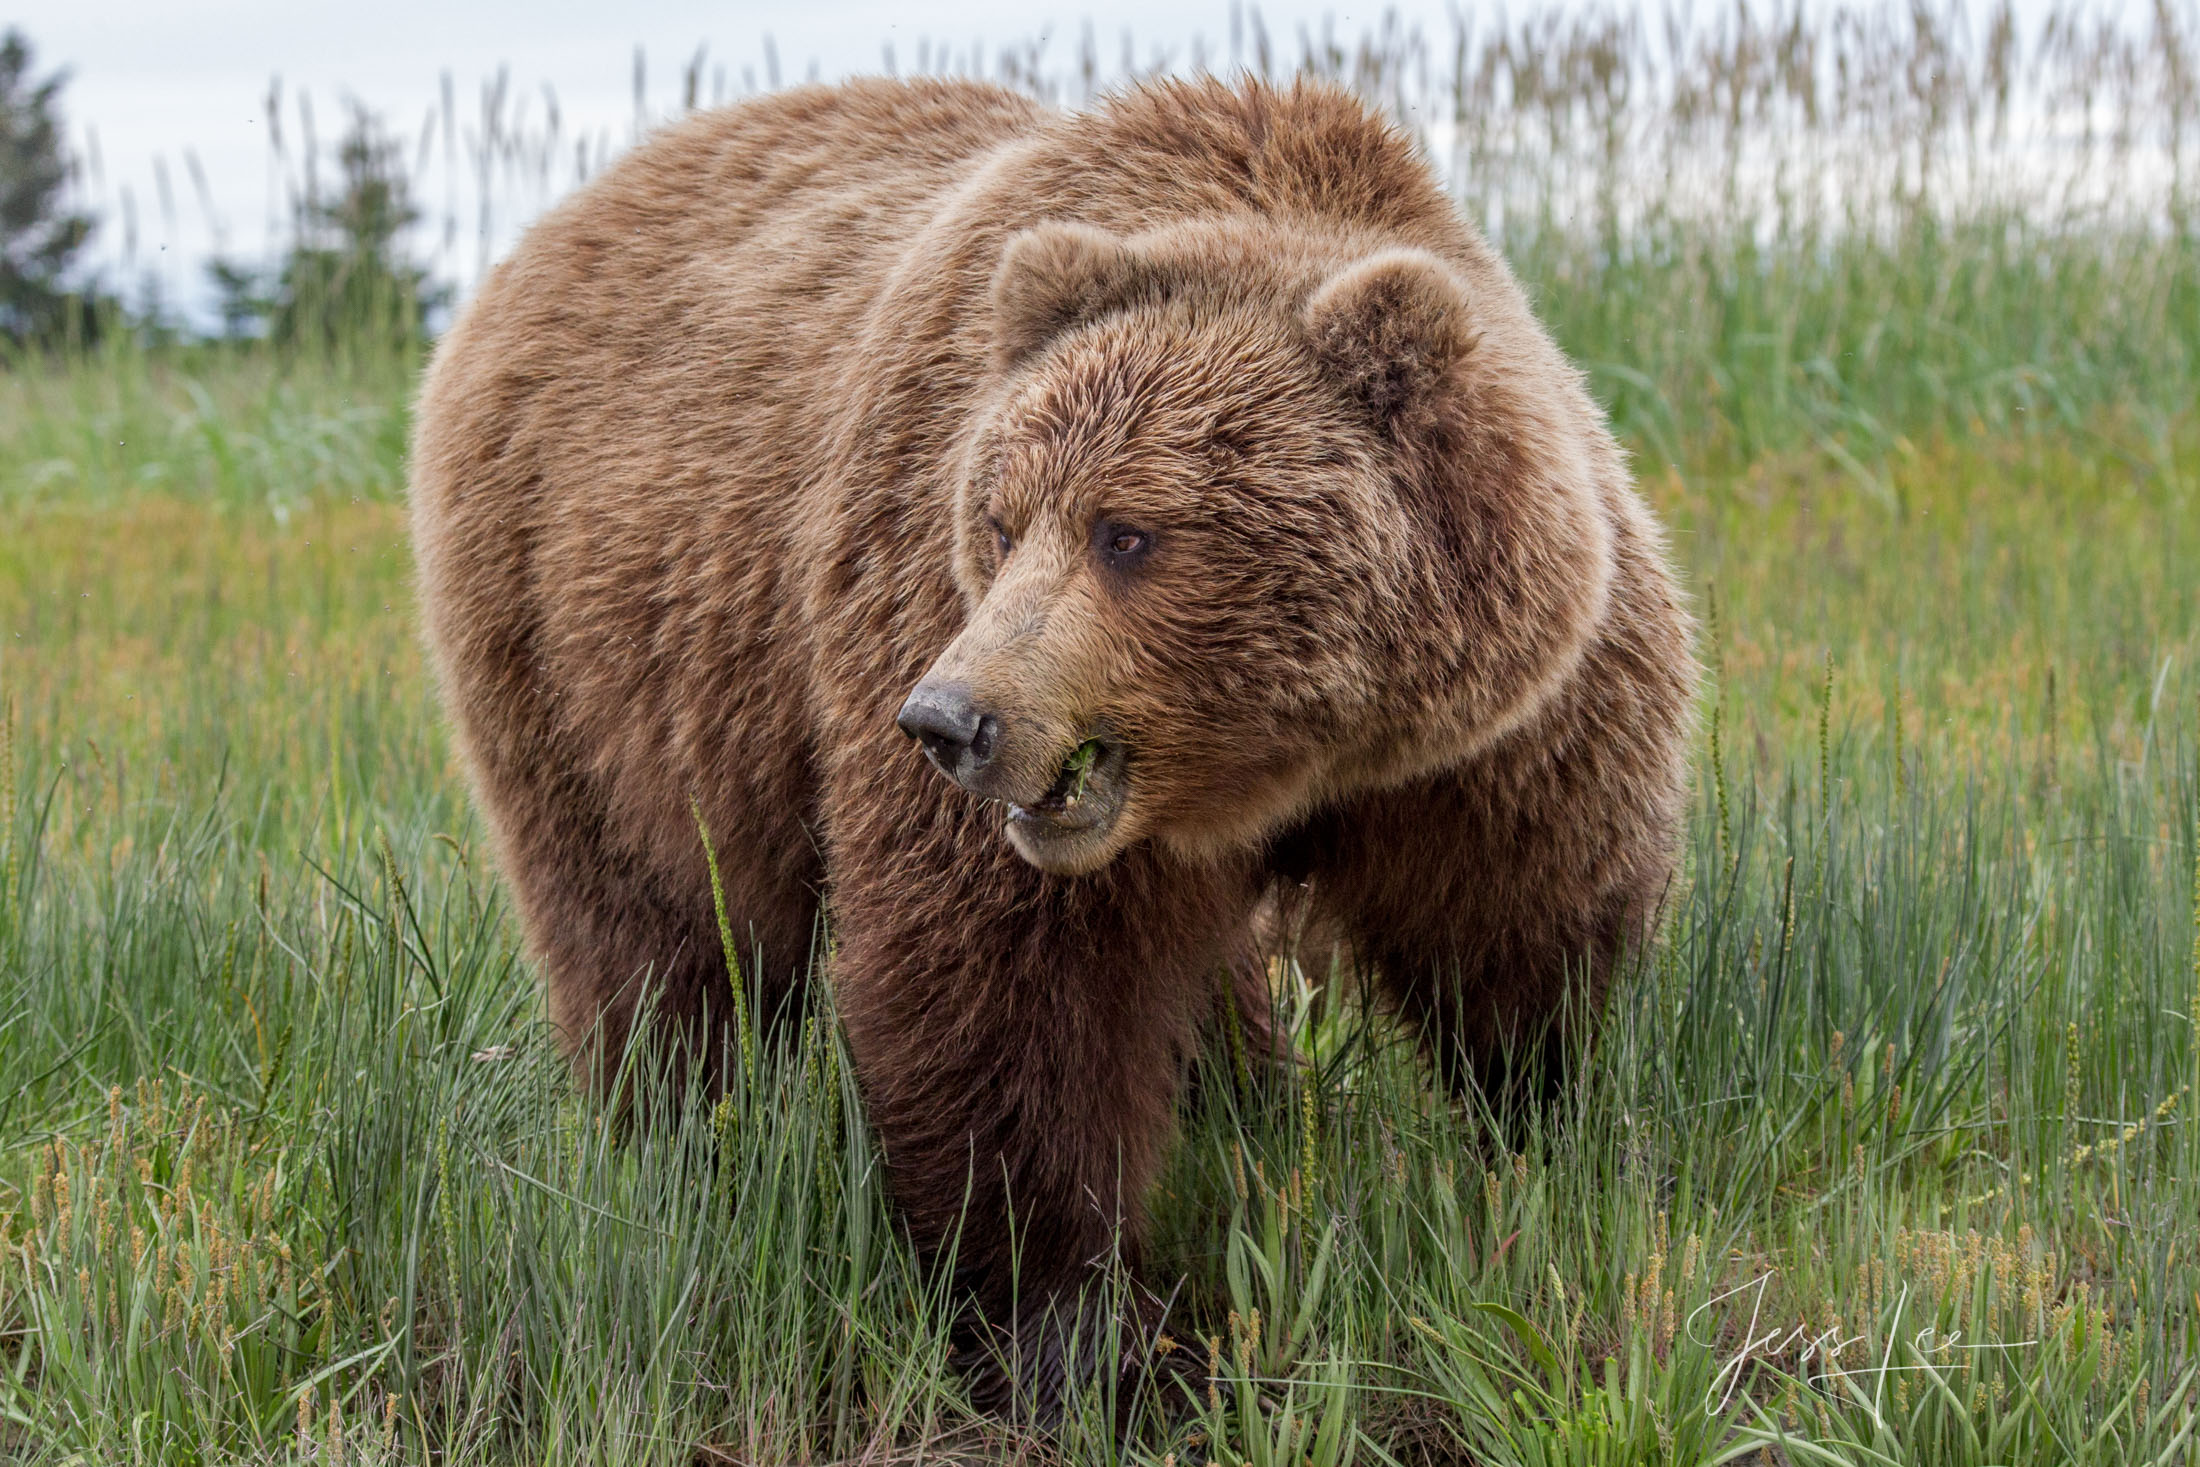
[896,680,999,784]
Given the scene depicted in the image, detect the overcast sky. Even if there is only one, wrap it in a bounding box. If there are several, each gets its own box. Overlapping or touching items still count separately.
[16,1,1464,325]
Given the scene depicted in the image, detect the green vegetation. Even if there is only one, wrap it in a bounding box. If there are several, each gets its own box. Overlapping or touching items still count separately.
[3,4,2198,1463]
[205,104,446,351]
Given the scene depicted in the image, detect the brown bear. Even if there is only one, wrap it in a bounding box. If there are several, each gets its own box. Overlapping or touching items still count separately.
[408,75,1695,1415]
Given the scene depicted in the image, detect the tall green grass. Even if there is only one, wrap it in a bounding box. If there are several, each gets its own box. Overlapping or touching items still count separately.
[3,2,2199,1462]
[1,464,2193,1462]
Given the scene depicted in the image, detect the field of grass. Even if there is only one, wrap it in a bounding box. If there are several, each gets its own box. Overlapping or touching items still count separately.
[5,4,2200,1463]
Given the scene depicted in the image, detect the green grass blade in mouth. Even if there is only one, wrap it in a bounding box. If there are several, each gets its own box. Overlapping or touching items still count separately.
[1063,738,1104,805]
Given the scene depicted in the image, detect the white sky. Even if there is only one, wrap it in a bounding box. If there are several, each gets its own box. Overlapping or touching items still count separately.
[16,1,1461,325]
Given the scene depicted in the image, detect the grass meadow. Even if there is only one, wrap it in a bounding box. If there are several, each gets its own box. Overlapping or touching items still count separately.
[4,4,2200,1462]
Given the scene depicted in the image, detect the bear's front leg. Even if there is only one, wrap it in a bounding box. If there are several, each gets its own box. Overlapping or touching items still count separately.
[825,791,1246,1422]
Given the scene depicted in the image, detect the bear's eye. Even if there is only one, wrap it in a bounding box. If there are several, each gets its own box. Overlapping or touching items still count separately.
[1097,523,1152,564]
[989,519,1012,558]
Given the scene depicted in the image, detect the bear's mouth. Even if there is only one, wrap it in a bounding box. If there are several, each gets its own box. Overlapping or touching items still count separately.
[1004,736,1129,869]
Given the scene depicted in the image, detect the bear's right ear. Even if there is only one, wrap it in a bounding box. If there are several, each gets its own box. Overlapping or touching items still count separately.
[990,222,1153,369]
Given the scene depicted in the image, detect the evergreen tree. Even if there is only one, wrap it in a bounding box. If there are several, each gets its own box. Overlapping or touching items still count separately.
[0,29,101,347]
[211,102,444,348]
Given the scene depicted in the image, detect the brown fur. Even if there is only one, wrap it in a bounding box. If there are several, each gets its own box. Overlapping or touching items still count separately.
[409,76,1696,1415]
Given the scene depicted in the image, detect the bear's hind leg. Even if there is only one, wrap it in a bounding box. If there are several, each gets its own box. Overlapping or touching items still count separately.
[494,780,820,1106]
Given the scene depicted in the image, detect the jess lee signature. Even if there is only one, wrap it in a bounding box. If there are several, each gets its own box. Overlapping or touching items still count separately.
[1686,1272,2036,1416]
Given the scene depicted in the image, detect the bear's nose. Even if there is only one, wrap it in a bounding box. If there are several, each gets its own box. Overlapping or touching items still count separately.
[896,681,998,777]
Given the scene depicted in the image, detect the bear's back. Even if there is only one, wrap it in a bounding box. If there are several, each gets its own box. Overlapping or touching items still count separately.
[407,76,1587,1001]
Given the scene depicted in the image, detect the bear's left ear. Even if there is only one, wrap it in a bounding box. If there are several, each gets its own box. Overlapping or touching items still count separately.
[1301,249,1475,432]
[990,222,1155,369]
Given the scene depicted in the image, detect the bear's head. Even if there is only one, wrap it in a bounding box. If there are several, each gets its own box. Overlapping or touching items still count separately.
[897,217,1616,875]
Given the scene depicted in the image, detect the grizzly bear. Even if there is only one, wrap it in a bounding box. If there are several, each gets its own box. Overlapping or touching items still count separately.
[409,76,1695,1415]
